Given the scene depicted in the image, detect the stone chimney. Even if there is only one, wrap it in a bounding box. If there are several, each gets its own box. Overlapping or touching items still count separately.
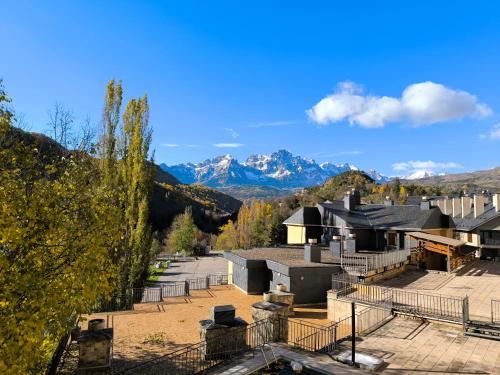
[384,196,394,206]
[304,240,320,263]
[351,188,361,205]
[442,198,453,215]
[344,191,356,211]
[420,197,431,210]
[474,195,485,218]
[493,194,500,212]
[452,197,461,217]
[461,196,471,218]
[436,199,445,212]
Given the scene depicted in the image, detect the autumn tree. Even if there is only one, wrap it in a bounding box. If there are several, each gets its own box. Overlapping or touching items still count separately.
[0,80,119,374]
[215,219,239,250]
[97,80,154,290]
[167,207,198,255]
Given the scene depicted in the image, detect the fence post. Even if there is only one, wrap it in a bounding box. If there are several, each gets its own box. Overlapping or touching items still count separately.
[185,280,190,296]
[462,296,469,333]
[206,275,210,289]
[159,286,163,302]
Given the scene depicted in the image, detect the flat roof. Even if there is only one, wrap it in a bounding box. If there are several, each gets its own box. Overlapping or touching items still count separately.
[406,231,465,247]
[227,247,340,268]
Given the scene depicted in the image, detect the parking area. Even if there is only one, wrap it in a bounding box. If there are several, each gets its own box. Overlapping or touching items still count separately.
[155,253,228,284]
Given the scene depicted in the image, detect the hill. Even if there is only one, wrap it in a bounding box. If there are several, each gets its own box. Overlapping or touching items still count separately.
[4,127,241,234]
[401,167,500,192]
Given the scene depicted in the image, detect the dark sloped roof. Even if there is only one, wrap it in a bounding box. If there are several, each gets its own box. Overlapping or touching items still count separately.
[283,206,321,226]
[453,203,500,231]
[315,201,438,230]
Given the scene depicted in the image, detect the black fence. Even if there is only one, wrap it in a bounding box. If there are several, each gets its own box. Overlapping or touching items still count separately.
[332,278,465,322]
[118,318,276,374]
[94,274,231,313]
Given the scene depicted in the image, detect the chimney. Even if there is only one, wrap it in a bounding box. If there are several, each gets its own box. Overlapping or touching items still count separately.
[351,188,361,205]
[304,239,320,263]
[384,196,394,206]
[420,197,431,210]
[452,197,461,217]
[474,195,485,218]
[344,191,356,211]
[436,199,445,212]
[461,196,471,218]
[493,194,500,212]
[443,198,452,215]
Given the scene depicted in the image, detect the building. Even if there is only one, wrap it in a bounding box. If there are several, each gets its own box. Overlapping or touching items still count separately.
[430,193,500,259]
[224,246,341,304]
[284,189,453,252]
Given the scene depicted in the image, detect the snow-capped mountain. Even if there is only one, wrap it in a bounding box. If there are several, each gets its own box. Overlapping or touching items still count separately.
[245,150,330,187]
[160,149,384,188]
[365,169,391,183]
[403,170,436,180]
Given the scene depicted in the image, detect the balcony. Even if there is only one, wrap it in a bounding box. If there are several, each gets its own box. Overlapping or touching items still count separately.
[482,238,500,247]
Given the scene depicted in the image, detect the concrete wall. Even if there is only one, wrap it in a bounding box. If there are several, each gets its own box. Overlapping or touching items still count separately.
[287,225,306,244]
[287,266,341,304]
[225,252,269,294]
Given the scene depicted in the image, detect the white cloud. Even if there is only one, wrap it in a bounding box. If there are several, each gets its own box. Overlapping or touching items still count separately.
[213,143,244,148]
[392,160,463,178]
[307,81,492,128]
[186,144,198,148]
[479,124,500,140]
[162,143,179,147]
[249,121,298,128]
[224,128,239,138]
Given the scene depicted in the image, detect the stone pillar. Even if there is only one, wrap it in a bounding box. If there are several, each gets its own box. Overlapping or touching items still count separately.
[78,319,113,370]
[251,301,289,343]
[452,198,461,218]
[200,319,248,359]
[462,196,471,218]
[474,195,485,218]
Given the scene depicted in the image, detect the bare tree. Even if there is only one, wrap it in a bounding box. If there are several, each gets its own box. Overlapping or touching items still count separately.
[47,102,74,148]
[14,112,32,131]
[76,116,96,153]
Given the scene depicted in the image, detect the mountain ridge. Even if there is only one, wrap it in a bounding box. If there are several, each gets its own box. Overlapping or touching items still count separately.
[160,149,389,190]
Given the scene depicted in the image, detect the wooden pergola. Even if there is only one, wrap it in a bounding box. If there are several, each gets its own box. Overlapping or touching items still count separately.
[407,232,467,272]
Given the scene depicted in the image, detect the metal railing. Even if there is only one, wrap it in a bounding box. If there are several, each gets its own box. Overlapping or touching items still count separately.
[483,239,500,246]
[332,278,465,322]
[284,319,336,353]
[94,274,231,312]
[340,248,410,275]
[119,318,276,374]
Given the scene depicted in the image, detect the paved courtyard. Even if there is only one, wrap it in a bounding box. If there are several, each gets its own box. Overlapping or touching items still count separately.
[351,316,500,374]
[155,253,228,284]
[378,260,500,320]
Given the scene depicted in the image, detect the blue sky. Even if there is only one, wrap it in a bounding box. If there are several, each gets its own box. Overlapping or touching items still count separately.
[2,1,500,176]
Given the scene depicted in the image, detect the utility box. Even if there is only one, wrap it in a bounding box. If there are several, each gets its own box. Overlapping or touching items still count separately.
[304,244,321,263]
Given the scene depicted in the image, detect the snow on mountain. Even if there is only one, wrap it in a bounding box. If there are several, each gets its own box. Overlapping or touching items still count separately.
[403,170,436,180]
[365,169,390,183]
[160,149,387,188]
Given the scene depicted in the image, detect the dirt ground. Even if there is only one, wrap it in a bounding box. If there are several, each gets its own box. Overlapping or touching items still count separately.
[80,285,330,372]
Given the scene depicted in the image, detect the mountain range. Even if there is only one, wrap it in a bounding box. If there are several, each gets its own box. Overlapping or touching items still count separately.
[160,149,390,190]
